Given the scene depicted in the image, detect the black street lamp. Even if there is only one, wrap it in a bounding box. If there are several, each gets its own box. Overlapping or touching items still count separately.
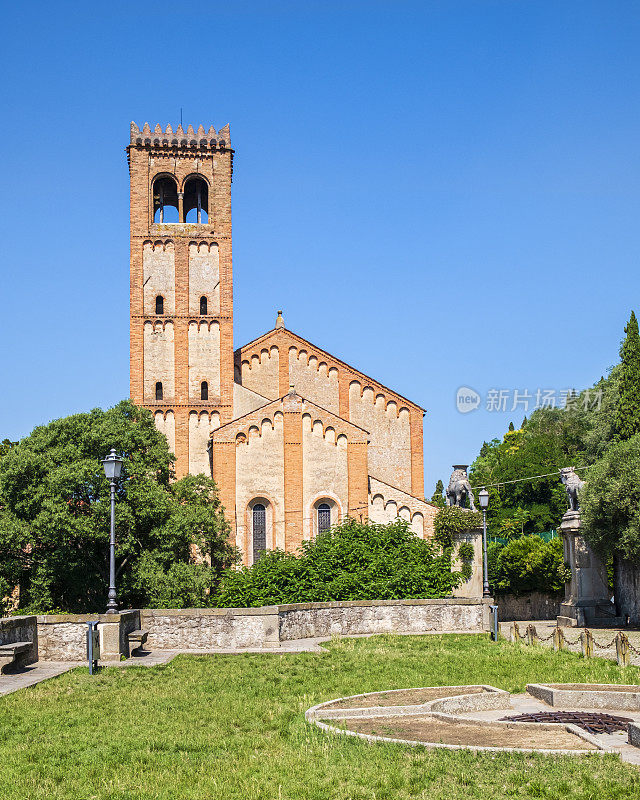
[101,449,124,614]
[479,488,491,598]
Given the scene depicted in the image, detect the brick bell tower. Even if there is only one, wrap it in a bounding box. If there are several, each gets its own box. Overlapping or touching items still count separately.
[127,121,234,477]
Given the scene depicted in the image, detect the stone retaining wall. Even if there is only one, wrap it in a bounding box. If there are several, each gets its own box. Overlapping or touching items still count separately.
[141,607,280,650]
[0,615,38,666]
[496,592,563,622]
[36,610,141,661]
[142,598,491,649]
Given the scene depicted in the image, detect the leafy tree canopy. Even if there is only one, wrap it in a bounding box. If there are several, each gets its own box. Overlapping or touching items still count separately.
[0,401,236,613]
[581,434,640,561]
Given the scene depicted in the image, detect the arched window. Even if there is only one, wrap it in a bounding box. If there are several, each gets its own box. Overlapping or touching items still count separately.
[183,176,209,223]
[252,503,266,562]
[200,295,208,315]
[201,381,208,401]
[155,381,163,401]
[152,175,179,223]
[155,295,164,315]
[318,503,331,534]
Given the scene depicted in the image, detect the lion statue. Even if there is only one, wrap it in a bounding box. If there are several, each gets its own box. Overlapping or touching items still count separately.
[559,467,584,512]
[446,465,476,511]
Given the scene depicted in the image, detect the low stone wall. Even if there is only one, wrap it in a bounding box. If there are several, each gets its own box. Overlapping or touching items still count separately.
[0,615,38,666]
[37,610,141,661]
[141,608,280,650]
[496,592,563,622]
[278,598,489,641]
[142,599,491,649]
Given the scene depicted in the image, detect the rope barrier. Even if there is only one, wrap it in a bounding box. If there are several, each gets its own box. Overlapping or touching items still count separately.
[470,464,595,491]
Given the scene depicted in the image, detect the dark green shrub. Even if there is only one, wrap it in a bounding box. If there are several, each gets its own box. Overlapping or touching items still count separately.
[215,518,463,607]
[494,535,566,595]
[433,506,482,547]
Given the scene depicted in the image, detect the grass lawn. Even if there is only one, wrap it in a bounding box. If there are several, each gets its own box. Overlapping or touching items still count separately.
[1,634,640,799]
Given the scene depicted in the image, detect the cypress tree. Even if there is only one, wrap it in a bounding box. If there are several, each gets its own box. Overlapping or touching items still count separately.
[430,479,445,507]
[615,310,640,441]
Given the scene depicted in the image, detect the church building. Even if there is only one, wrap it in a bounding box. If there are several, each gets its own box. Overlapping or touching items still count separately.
[128,121,436,564]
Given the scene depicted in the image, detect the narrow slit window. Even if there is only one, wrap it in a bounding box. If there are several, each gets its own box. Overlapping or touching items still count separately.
[200,296,208,315]
[155,381,163,401]
[155,295,164,315]
[318,503,331,534]
[252,503,266,562]
[201,381,208,401]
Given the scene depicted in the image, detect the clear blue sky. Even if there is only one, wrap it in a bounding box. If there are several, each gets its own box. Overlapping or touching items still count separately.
[2,1,639,493]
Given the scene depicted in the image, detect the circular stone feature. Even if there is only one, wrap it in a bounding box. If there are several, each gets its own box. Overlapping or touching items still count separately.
[500,711,633,735]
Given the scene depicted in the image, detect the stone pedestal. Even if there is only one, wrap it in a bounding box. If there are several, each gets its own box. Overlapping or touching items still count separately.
[557,510,618,627]
[452,527,485,599]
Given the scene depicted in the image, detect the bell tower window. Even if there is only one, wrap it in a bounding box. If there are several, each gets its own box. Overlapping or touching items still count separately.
[152,175,179,223]
[155,381,163,401]
[200,296,208,315]
[184,176,209,224]
[201,381,208,401]
[155,295,164,315]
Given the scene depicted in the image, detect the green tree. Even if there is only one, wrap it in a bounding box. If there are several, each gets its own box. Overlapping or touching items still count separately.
[430,479,445,507]
[0,439,17,459]
[581,434,640,562]
[215,518,462,607]
[0,401,237,612]
[615,311,640,441]
[493,536,567,594]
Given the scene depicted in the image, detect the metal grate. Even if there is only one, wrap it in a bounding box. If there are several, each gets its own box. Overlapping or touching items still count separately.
[499,711,633,735]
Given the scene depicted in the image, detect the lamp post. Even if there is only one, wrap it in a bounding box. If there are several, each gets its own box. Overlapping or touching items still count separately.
[479,488,490,598]
[101,448,124,614]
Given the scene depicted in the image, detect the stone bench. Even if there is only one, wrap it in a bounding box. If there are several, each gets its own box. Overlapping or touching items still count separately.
[0,642,33,673]
[128,629,149,656]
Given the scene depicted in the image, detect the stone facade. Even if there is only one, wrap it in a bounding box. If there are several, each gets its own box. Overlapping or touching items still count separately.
[129,122,437,565]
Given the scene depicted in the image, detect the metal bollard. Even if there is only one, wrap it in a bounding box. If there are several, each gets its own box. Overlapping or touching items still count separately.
[86,621,100,675]
[527,624,537,646]
[489,604,498,642]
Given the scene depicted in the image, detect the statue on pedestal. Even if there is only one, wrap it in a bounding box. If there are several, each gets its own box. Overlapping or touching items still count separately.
[559,467,584,512]
[556,466,621,627]
[446,465,476,511]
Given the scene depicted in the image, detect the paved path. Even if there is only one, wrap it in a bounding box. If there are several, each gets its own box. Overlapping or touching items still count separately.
[500,620,640,667]
[458,691,640,766]
[0,661,80,696]
[0,637,332,693]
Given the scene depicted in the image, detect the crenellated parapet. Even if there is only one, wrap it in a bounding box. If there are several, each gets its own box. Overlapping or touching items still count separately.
[130,121,231,150]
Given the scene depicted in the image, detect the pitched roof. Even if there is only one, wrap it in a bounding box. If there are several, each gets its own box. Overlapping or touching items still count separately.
[235,326,426,413]
[212,391,369,443]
